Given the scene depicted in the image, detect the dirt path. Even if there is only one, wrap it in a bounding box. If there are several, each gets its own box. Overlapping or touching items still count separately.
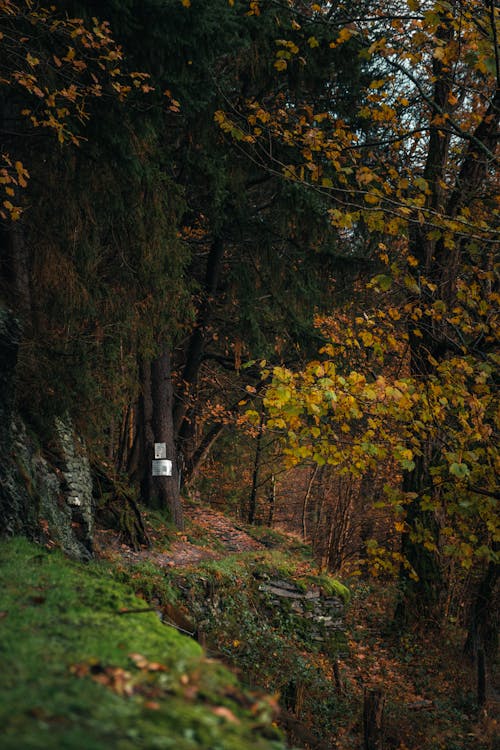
[95,504,264,568]
[188,505,264,553]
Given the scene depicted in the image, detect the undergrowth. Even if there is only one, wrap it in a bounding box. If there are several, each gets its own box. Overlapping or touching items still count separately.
[117,519,497,750]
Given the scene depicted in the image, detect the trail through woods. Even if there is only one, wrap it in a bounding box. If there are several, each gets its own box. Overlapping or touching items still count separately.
[95,504,265,567]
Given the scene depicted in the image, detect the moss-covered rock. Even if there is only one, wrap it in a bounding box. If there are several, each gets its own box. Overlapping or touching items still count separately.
[0,538,287,750]
[0,309,94,559]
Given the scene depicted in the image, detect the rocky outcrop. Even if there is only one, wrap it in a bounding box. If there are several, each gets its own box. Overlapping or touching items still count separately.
[0,308,37,537]
[0,306,93,560]
[10,418,94,560]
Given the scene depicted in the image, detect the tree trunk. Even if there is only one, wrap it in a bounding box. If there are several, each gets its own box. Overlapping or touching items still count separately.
[138,356,155,506]
[395,454,442,627]
[301,464,318,541]
[151,349,184,528]
[464,547,499,662]
[394,21,453,623]
[267,474,276,527]
[363,688,385,750]
[184,420,226,485]
[134,351,183,528]
[477,648,486,709]
[248,409,265,524]
[174,236,225,470]
[395,12,500,625]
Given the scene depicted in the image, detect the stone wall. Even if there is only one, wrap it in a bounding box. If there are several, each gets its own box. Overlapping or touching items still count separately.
[179,569,347,656]
[259,578,347,657]
[258,577,345,647]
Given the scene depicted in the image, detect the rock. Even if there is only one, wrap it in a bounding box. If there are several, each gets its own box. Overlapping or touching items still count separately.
[0,306,93,560]
[12,418,93,560]
[0,308,37,537]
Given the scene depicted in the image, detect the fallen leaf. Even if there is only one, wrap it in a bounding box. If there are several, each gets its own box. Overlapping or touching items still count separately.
[212,706,240,724]
[147,662,167,672]
[129,653,149,669]
[144,701,161,710]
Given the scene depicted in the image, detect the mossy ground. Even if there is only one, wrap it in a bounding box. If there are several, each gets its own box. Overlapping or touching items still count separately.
[4,508,494,750]
[0,538,286,750]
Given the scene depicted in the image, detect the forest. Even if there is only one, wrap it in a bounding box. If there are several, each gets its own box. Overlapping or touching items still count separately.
[0,1,498,749]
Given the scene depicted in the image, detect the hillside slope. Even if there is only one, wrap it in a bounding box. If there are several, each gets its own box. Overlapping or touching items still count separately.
[0,537,287,750]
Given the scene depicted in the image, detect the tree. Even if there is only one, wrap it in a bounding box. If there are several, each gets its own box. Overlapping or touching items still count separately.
[221,0,498,621]
[0,0,192,535]
[89,0,369,524]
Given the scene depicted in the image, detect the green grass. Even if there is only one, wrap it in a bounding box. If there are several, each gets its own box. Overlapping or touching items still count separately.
[0,538,286,750]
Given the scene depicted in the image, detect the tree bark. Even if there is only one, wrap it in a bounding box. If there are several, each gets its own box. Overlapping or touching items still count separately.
[301,464,318,541]
[267,474,276,527]
[133,351,183,527]
[151,349,184,528]
[138,356,155,506]
[248,409,265,524]
[174,236,225,468]
[464,546,499,662]
[363,688,385,750]
[395,455,442,626]
[477,648,486,709]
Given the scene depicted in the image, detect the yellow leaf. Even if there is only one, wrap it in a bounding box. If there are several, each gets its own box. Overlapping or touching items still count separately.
[369,79,386,89]
[181,0,191,6]
[337,27,355,44]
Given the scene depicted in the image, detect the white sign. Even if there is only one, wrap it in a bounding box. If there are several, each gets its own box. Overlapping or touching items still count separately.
[154,442,167,459]
[152,459,172,477]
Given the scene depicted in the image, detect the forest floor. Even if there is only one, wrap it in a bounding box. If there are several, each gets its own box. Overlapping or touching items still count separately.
[93,501,499,750]
[94,502,266,568]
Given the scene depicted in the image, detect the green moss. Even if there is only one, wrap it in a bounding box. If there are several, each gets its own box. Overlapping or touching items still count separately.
[110,559,180,607]
[0,538,286,750]
[301,574,351,603]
